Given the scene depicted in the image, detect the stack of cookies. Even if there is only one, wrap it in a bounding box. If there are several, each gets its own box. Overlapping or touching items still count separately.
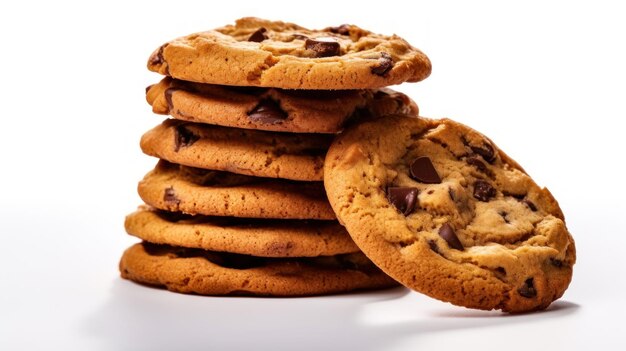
[121,17,575,312]
[120,17,430,296]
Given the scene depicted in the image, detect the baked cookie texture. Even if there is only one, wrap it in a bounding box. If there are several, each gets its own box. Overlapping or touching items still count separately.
[140,119,330,181]
[147,77,418,133]
[120,242,399,296]
[125,206,359,257]
[147,17,431,89]
[138,160,336,220]
[324,114,575,312]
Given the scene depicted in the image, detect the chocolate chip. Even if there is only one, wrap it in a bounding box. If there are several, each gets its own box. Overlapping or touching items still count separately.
[522,199,538,212]
[410,156,442,184]
[174,124,199,152]
[471,143,496,164]
[328,24,351,35]
[499,210,510,224]
[371,52,393,76]
[387,187,418,216]
[163,186,180,205]
[149,44,167,66]
[495,267,507,276]
[248,27,268,42]
[466,155,494,178]
[518,278,537,298]
[438,223,464,250]
[164,88,178,113]
[305,38,340,57]
[473,180,496,202]
[247,99,288,124]
[550,258,563,268]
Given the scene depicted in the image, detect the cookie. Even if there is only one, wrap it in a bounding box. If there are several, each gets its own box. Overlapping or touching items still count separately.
[125,206,359,257]
[140,119,330,181]
[324,115,575,312]
[146,77,419,133]
[138,160,335,220]
[120,242,399,296]
[147,17,431,89]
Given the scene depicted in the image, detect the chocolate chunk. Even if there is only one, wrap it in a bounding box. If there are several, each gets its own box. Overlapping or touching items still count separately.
[149,44,167,66]
[471,143,496,164]
[438,223,464,250]
[387,187,418,216]
[410,156,442,184]
[248,27,268,42]
[518,278,537,298]
[247,99,288,124]
[163,187,180,206]
[495,267,507,276]
[522,199,538,212]
[164,88,178,113]
[473,180,496,202]
[305,38,340,57]
[498,210,510,224]
[328,24,351,35]
[371,52,393,76]
[174,124,200,152]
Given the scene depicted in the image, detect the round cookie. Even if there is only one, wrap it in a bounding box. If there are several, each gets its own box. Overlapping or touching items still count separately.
[125,206,359,257]
[146,77,419,133]
[147,17,431,89]
[324,115,575,312]
[120,242,399,296]
[138,160,335,220]
[140,119,330,181]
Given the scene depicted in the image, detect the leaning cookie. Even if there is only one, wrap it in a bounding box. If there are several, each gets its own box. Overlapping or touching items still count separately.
[148,17,431,89]
[324,114,575,312]
[120,242,399,296]
[138,160,335,220]
[125,206,359,257]
[140,119,330,181]
[146,78,418,133]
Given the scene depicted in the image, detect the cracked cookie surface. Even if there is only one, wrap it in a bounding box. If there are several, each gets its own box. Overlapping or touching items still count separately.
[125,205,358,257]
[120,242,399,296]
[138,161,335,220]
[147,17,431,89]
[146,77,418,133]
[324,114,575,312]
[141,119,331,181]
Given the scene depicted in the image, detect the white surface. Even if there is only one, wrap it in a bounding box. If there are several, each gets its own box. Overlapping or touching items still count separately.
[1,1,625,350]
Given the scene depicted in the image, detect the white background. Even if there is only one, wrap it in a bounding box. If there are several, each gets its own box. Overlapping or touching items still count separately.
[1,0,625,350]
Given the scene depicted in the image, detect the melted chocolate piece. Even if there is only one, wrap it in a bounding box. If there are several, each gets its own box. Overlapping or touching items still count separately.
[164,87,178,113]
[438,223,464,250]
[174,124,200,152]
[149,44,167,66]
[522,199,538,212]
[471,143,496,164]
[371,52,393,76]
[328,24,351,35]
[410,156,442,184]
[466,155,494,178]
[518,278,537,298]
[305,38,340,57]
[248,27,268,42]
[387,187,419,216]
[163,187,180,206]
[473,180,496,202]
[247,99,288,124]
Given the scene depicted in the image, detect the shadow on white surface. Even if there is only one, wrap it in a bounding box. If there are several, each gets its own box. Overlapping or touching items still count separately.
[82,279,579,351]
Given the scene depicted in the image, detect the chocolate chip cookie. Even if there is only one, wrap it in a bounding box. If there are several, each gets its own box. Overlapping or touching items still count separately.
[147,17,431,89]
[140,119,331,181]
[120,242,398,296]
[146,77,418,133]
[138,161,335,220]
[125,206,358,257]
[324,114,575,312]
